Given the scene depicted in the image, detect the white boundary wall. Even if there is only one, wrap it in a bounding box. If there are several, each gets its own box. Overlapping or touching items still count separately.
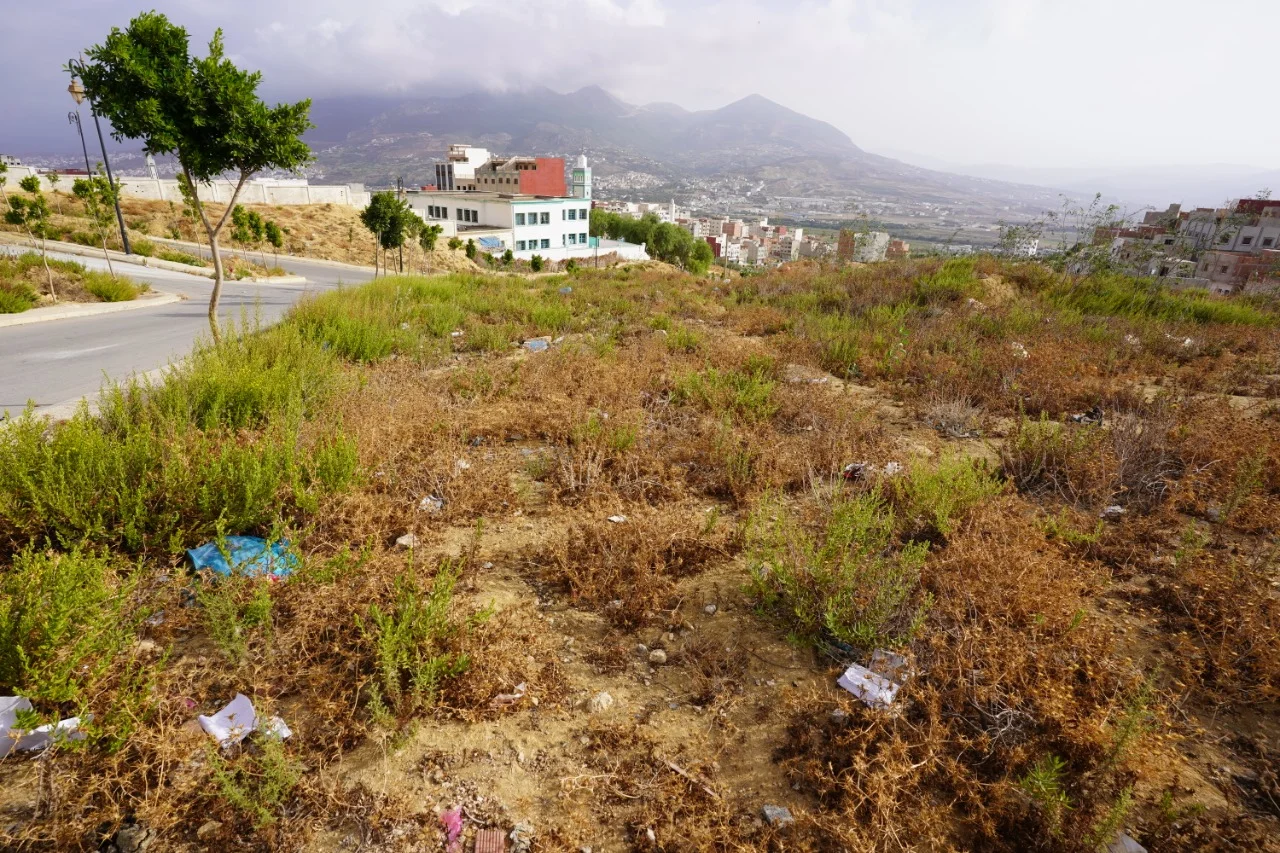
[3,165,370,208]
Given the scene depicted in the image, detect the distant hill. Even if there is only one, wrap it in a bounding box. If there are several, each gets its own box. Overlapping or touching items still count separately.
[304,87,1071,220]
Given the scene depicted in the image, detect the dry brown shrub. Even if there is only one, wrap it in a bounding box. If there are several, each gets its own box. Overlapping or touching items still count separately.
[777,498,1141,850]
[538,505,735,628]
[725,304,791,336]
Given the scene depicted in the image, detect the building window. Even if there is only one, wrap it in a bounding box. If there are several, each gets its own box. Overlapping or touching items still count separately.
[515,213,525,225]
[580,209,588,219]
[580,233,587,243]
[541,239,550,249]
[568,209,577,221]
[1241,236,1254,245]
[1264,238,1275,247]
[1220,265,1229,273]
[540,212,550,224]
[568,234,577,245]
[516,241,526,251]
[456,208,463,220]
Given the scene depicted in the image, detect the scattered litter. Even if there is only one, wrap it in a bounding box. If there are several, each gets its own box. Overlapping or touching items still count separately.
[558,286,573,295]
[645,828,656,844]
[197,693,291,747]
[523,339,550,353]
[966,298,987,311]
[1070,405,1104,426]
[1,696,84,756]
[109,822,156,853]
[1124,334,1141,347]
[1100,505,1126,520]
[1105,831,1147,853]
[509,820,535,853]
[453,459,471,473]
[1010,341,1029,359]
[144,611,166,627]
[831,708,849,723]
[490,683,528,710]
[842,461,903,482]
[258,716,293,741]
[197,694,257,747]
[196,821,223,841]
[842,462,869,481]
[761,804,795,827]
[399,322,410,331]
[587,692,615,713]
[837,663,901,710]
[439,808,464,853]
[187,536,296,581]
[704,604,718,616]
[607,514,628,524]
[475,828,506,853]
[396,533,421,550]
[648,649,668,665]
[470,436,485,447]
[482,561,495,569]
[419,495,445,513]
[869,649,911,684]
[451,330,463,337]
[882,461,903,477]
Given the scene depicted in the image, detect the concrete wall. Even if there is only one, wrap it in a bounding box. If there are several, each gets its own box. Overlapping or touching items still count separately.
[2,166,370,208]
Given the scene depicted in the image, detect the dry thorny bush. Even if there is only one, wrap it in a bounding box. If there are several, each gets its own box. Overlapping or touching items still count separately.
[3,259,1279,851]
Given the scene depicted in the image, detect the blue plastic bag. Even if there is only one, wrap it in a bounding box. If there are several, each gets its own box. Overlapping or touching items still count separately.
[187,537,297,580]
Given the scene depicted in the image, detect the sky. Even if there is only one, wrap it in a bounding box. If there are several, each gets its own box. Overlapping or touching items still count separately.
[3,0,1278,173]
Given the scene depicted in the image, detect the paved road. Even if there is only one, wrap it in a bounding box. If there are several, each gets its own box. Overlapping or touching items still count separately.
[0,247,374,416]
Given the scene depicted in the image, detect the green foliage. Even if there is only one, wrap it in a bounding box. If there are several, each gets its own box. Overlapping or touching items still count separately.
[418,223,443,254]
[359,191,415,254]
[209,736,301,828]
[887,456,1004,539]
[746,491,932,652]
[1019,754,1071,837]
[84,270,143,302]
[264,220,284,252]
[196,572,274,664]
[1108,675,1156,766]
[465,238,477,260]
[502,248,514,266]
[130,238,156,257]
[1052,273,1275,326]
[1086,788,1134,850]
[672,356,779,424]
[688,239,715,275]
[530,254,544,272]
[355,563,472,719]
[447,236,462,251]
[665,324,702,354]
[0,280,39,314]
[0,548,136,710]
[71,168,120,254]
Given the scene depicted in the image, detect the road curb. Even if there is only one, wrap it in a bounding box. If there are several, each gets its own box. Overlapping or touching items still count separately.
[0,235,309,284]
[0,290,186,329]
[150,236,378,274]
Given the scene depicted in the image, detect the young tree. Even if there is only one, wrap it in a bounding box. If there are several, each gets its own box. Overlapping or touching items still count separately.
[530,254,544,273]
[230,204,253,261]
[264,219,283,266]
[246,209,267,266]
[46,171,63,214]
[80,12,312,341]
[502,248,514,266]
[447,236,463,251]
[0,161,8,204]
[5,176,56,300]
[71,167,119,278]
[418,223,442,276]
[465,238,477,260]
[688,240,714,275]
[359,191,413,275]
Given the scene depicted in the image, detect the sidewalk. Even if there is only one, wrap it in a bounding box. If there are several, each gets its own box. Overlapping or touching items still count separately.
[0,233,306,284]
[0,289,186,329]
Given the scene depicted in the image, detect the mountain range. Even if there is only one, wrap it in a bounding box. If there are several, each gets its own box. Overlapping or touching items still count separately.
[304,86,1069,223]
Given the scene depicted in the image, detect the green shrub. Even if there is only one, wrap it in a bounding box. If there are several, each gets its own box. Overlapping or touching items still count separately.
[0,282,38,314]
[197,572,275,664]
[210,736,301,828]
[355,563,472,719]
[746,491,932,652]
[1052,273,1275,326]
[157,249,206,267]
[672,356,779,423]
[130,238,155,257]
[665,324,702,353]
[886,456,1004,539]
[84,271,143,302]
[0,548,136,711]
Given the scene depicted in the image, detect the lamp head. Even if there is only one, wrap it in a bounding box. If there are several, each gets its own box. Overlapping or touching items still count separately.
[68,80,86,105]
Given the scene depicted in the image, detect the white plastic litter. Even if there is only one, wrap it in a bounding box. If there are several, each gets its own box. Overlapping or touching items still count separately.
[1105,831,1147,853]
[259,716,293,741]
[869,649,910,683]
[490,682,528,710]
[607,515,627,524]
[1,696,84,756]
[198,694,259,747]
[837,664,901,710]
[420,495,445,513]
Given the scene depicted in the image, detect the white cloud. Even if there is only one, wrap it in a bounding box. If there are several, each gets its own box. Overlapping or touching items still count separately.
[4,0,1279,170]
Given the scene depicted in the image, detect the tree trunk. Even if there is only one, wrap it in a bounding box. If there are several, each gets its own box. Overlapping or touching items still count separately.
[187,166,248,344]
[37,233,56,302]
[98,227,116,279]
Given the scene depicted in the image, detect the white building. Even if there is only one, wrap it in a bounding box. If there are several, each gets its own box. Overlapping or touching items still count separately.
[406,155,647,263]
[434,144,491,192]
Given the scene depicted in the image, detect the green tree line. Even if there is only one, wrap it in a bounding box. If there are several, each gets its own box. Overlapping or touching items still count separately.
[590,210,713,273]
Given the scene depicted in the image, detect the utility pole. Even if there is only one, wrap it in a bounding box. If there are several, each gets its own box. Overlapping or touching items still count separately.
[67,112,92,175]
[67,58,131,255]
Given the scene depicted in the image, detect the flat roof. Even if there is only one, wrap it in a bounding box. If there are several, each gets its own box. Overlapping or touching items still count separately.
[407,189,580,202]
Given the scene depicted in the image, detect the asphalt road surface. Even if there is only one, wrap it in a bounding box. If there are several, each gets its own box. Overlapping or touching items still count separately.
[0,247,373,417]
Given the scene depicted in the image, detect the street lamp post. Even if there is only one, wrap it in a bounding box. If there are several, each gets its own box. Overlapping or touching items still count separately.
[67,59,130,255]
[67,113,92,176]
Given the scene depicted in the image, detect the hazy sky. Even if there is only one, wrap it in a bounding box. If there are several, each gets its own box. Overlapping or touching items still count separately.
[3,0,1278,171]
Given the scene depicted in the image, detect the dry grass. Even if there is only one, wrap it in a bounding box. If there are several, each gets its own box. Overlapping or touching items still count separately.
[2,258,1278,851]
